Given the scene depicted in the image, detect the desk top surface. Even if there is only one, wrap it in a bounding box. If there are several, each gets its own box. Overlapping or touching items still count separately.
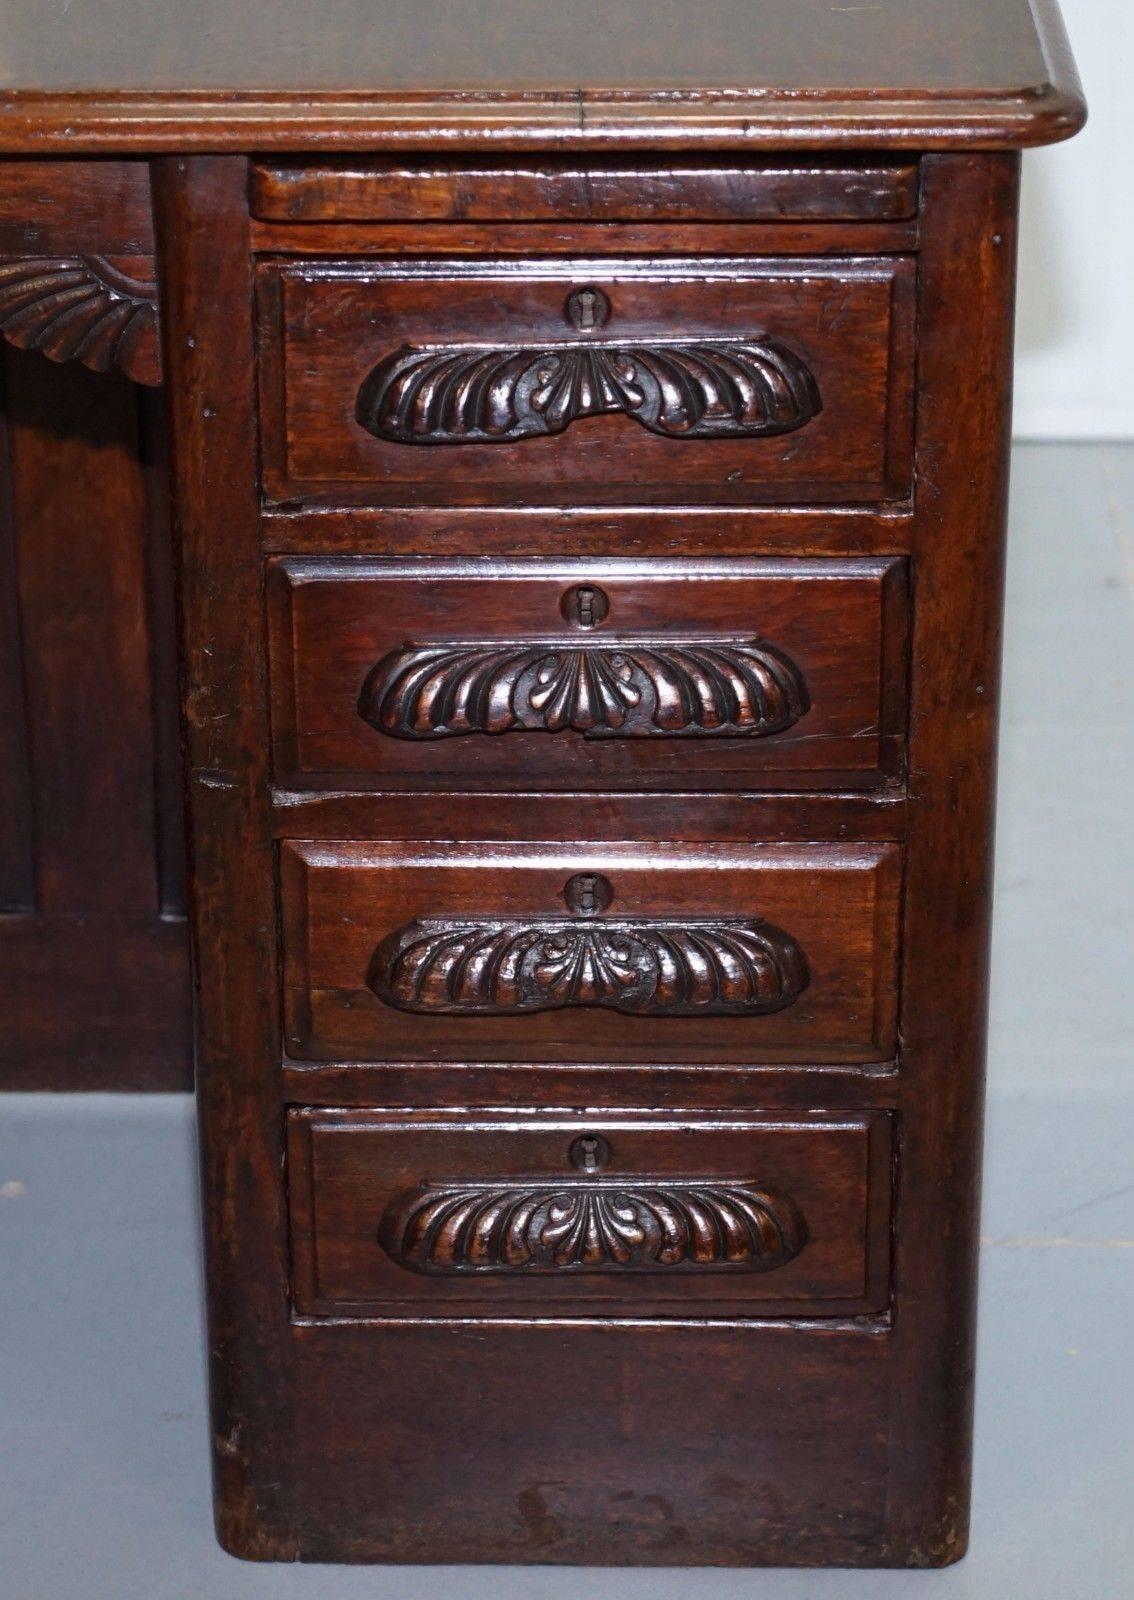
[0,0,1085,152]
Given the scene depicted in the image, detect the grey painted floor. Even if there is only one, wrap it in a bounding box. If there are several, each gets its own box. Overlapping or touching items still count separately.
[2,442,1132,1599]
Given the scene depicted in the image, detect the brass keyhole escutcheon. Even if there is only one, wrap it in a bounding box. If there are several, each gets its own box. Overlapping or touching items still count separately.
[569,1134,612,1172]
[565,286,611,331]
[560,582,610,629]
[563,872,614,917]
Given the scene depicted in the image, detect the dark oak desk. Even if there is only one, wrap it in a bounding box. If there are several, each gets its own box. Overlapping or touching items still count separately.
[0,0,1084,1567]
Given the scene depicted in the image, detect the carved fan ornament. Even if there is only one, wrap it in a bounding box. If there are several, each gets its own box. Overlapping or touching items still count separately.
[360,634,810,741]
[369,872,810,1018]
[0,256,162,386]
[380,1178,809,1275]
[355,285,821,446]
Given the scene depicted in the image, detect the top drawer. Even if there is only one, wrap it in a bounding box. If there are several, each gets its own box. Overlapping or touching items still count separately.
[257,257,915,508]
[250,158,920,225]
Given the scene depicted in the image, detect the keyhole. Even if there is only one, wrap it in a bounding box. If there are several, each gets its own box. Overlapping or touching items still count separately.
[560,582,610,629]
[565,286,610,331]
[563,872,614,917]
[569,1134,612,1172]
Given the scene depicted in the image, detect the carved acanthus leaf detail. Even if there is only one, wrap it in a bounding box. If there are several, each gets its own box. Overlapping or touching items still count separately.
[0,255,162,386]
[359,636,809,740]
[370,914,809,1017]
[380,1178,808,1274]
[356,337,821,446]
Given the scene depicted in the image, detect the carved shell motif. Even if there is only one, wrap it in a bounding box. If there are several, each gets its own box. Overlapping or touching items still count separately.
[356,336,821,446]
[380,1179,808,1274]
[0,256,162,386]
[360,636,809,740]
[370,914,809,1017]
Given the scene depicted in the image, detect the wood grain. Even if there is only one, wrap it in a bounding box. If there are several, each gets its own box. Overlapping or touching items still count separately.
[281,1057,899,1113]
[0,254,161,385]
[258,257,915,506]
[0,912,189,1089]
[289,1321,893,1564]
[271,789,908,843]
[0,161,161,383]
[0,163,170,1019]
[280,840,903,1064]
[267,556,908,791]
[0,0,1068,1561]
[0,358,35,911]
[287,1108,893,1319]
[249,216,923,259]
[261,500,916,561]
[3,348,158,914]
[0,344,190,1089]
[0,160,155,254]
[152,154,298,1558]
[881,150,1023,1567]
[251,158,920,224]
[0,0,1089,1567]
[0,0,1085,153]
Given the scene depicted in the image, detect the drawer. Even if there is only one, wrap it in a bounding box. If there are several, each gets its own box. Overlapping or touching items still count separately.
[257,257,915,506]
[251,158,919,225]
[267,556,908,792]
[286,1108,894,1320]
[280,841,902,1064]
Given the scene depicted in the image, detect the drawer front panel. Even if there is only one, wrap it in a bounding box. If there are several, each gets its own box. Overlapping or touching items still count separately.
[258,257,914,506]
[250,159,919,225]
[268,556,908,791]
[280,841,902,1063]
[287,1108,894,1320]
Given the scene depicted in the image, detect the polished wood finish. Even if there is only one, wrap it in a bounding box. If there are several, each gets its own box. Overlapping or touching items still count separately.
[280,840,902,1064]
[0,0,1083,1569]
[0,911,189,1088]
[152,154,299,1557]
[273,789,908,843]
[222,143,1020,1563]
[262,500,914,560]
[289,1325,895,1564]
[251,158,921,224]
[0,156,188,1090]
[287,1109,893,1319]
[0,363,35,914]
[884,150,1022,1558]
[267,556,908,791]
[0,161,161,383]
[0,255,160,385]
[250,215,923,260]
[0,347,189,1089]
[0,0,1084,152]
[258,256,915,505]
[0,160,155,252]
[281,1055,898,1114]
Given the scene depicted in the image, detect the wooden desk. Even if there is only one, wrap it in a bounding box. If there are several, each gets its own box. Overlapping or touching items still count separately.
[0,0,1085,1566]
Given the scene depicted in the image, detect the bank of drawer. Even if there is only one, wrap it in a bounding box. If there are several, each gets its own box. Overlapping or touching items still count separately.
[280,840,902,1064]
[286,1107,894,1321]
[267,556,908,792]
[257,256,915,506]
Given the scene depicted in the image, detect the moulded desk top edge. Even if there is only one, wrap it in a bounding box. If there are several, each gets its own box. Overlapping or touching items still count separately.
[0,0,1085,153]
